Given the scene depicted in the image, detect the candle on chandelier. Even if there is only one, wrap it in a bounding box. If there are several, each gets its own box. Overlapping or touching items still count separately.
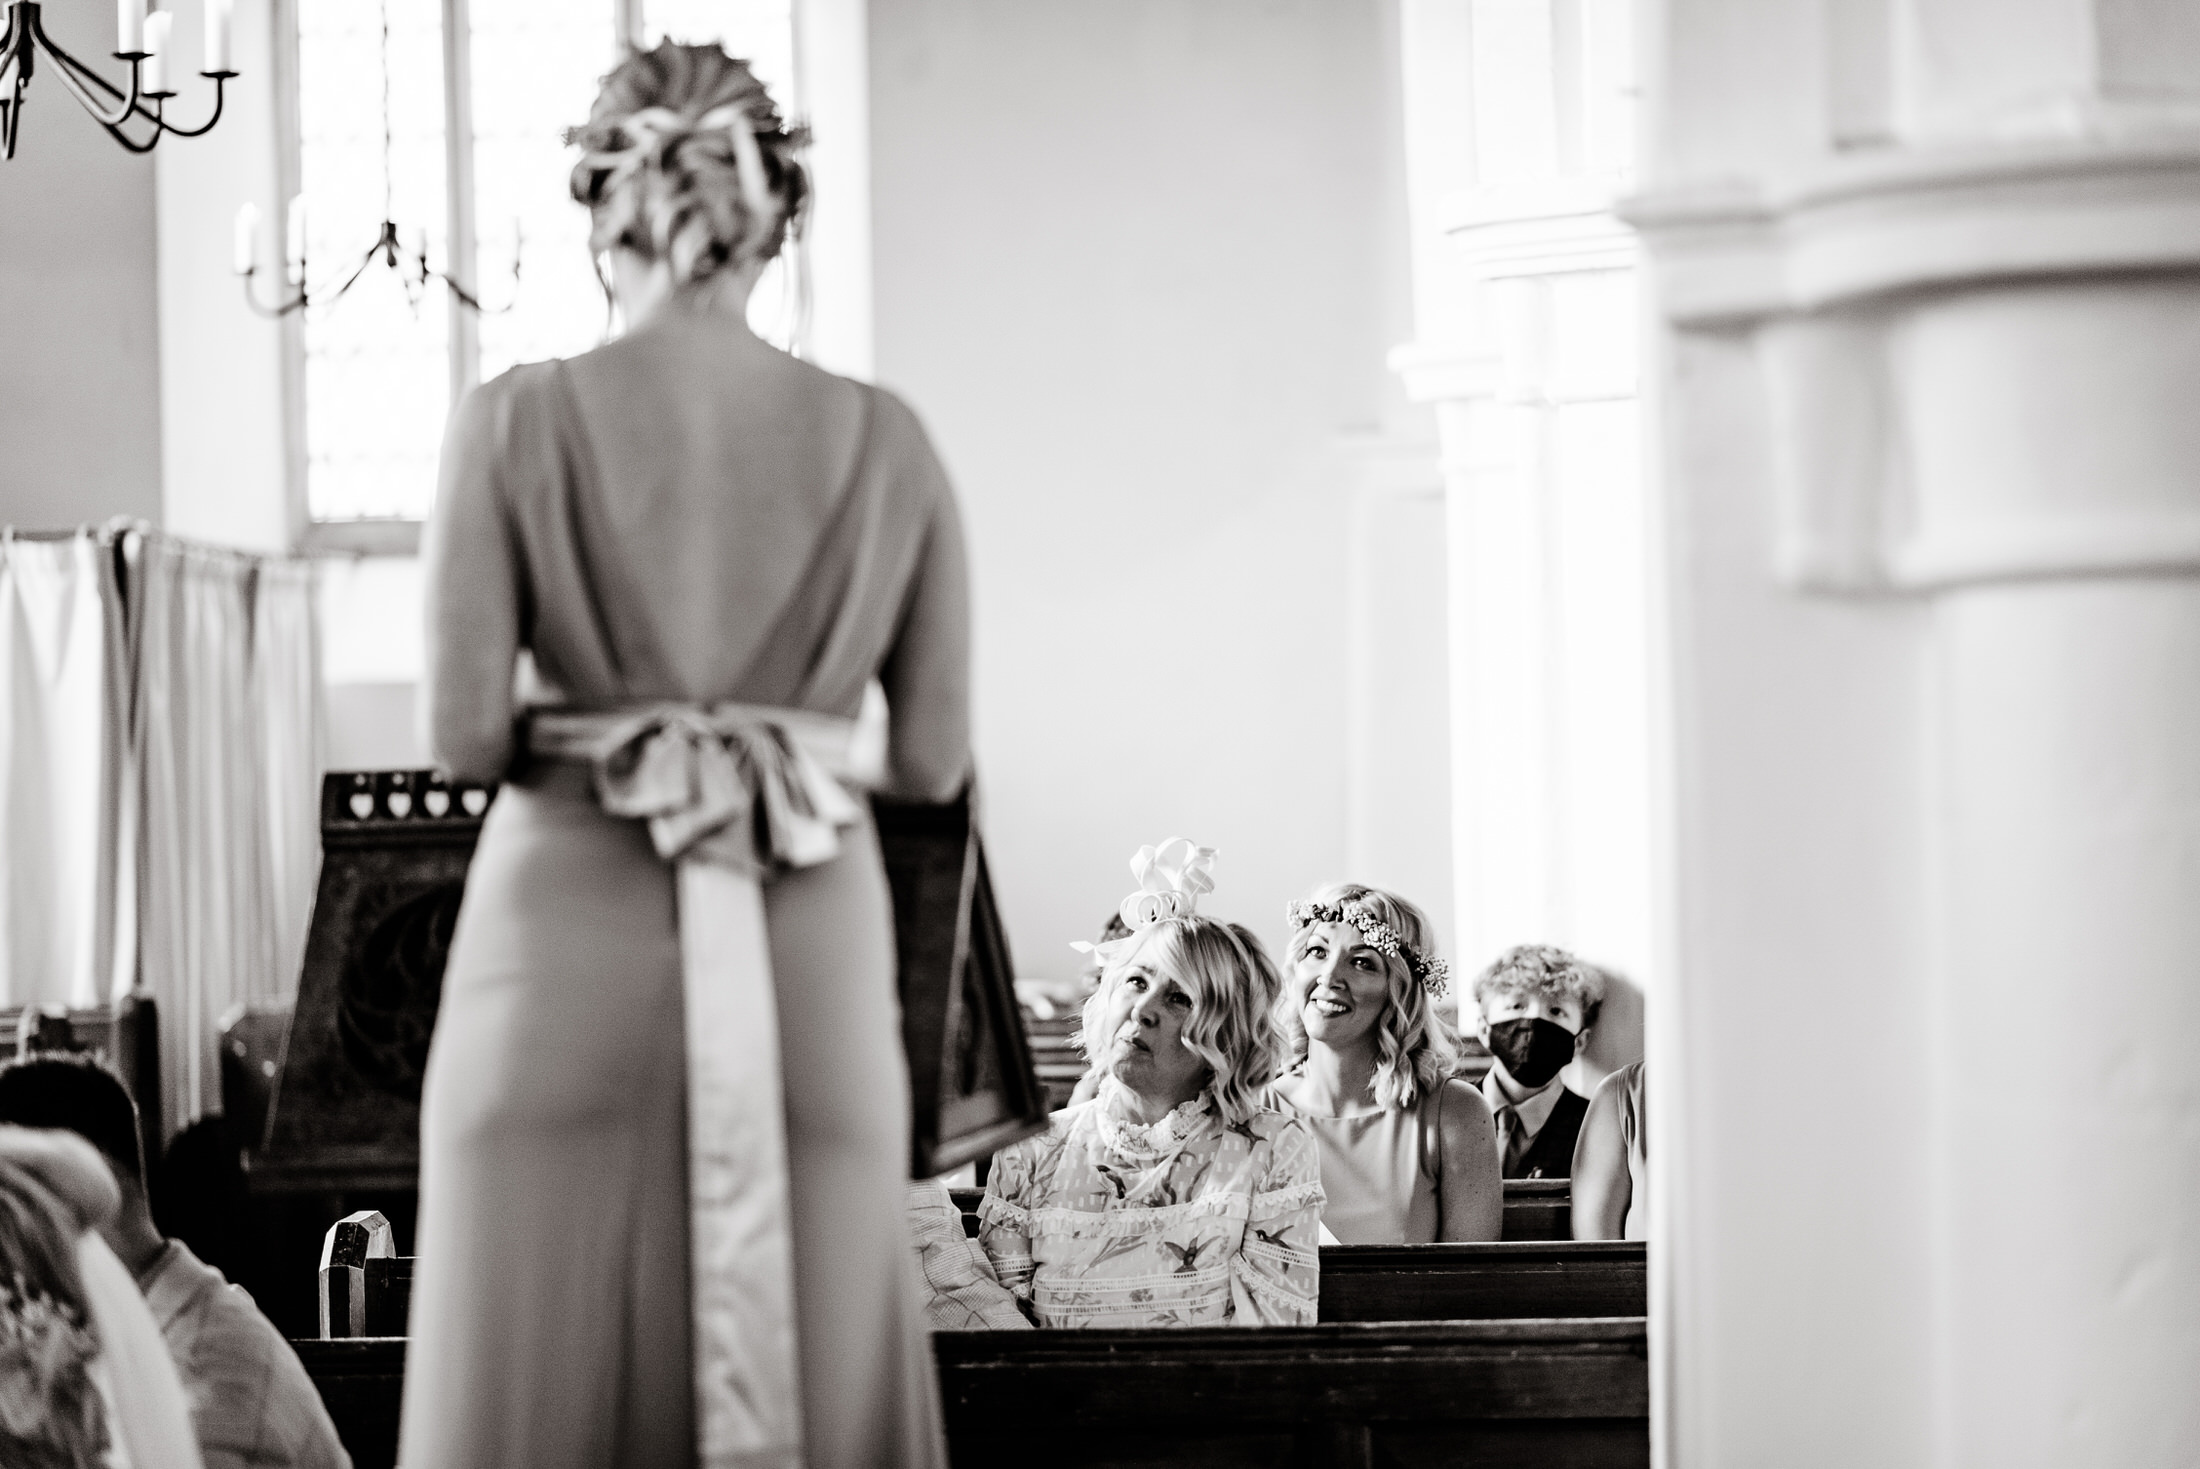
[141,10,173,94]
[233,203,260,276]
[205,0,234,74]
[118,0,147,55]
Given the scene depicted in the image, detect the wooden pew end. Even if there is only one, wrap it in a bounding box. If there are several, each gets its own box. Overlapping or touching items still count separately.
[321,1210,394,1339]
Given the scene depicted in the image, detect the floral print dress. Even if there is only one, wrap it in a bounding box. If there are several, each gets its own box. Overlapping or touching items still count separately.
[976,1082,1324,1328]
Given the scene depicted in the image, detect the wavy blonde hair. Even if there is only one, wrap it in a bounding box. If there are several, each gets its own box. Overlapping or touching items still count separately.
[1282,882,1459,1112]
[567,42,809,288]
[1075,917,1286,1126]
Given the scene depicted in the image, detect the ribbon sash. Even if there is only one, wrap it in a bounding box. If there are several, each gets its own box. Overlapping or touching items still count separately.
[529,702,863,1469]
[680,860,803,1469]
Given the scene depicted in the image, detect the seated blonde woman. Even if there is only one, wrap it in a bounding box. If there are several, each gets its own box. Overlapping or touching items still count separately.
[1267,884,1503,1243]
[977,839,1322,1328]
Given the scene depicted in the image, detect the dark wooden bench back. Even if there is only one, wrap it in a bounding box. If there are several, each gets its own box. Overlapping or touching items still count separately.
[1502,1176,1573,1239]
[315,1222,1642,1338]
[1318,1239,1643,1321]
[295,1317,1649,1469]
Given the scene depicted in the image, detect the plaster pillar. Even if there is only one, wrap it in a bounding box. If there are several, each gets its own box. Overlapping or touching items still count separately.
[1390,0,1654,1029]
[1630,0,2200,1461]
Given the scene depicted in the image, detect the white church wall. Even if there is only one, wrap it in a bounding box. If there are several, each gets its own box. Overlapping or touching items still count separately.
[155,0,292,552]
[869,0,1428,979]
[0,0,164,532]
[1389,0,1652,1081]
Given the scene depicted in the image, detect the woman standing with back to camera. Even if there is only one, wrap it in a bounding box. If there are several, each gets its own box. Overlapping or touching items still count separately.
[406,43,963,1469]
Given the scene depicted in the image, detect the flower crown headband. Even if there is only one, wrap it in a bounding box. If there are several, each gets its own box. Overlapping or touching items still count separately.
[1285,899,1451,998]
[1070,837,1218,969]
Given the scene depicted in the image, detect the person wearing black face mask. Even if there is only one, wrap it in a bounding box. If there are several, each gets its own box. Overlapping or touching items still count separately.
[1468,945,1606,1179]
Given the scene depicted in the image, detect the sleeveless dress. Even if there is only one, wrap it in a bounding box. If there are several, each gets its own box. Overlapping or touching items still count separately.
[403,314,966,1469]
[1612,1060,1648,1240]
[1267,1078,1449,1245]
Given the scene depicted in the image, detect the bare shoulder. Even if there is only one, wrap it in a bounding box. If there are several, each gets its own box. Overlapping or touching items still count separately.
[1437,1076,1493,1127]
[1431,1078,1496,1153]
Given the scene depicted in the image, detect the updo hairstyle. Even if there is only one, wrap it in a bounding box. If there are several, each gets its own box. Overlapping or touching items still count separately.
[567,42,810,289]
[1076,917,1287,1126]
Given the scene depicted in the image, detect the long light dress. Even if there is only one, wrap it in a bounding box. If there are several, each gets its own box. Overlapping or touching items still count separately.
[404,309,967,1469]
[976,1081,1323,1328]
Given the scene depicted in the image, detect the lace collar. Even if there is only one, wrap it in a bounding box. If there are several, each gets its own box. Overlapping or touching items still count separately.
[1090,1079,1214,1163]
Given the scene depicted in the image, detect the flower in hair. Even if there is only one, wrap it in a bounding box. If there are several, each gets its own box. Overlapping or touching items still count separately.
[1071,837,1219,966]
[0,1274,101,1447]
[1285,899,1451,998]
[1120,838,1216,928]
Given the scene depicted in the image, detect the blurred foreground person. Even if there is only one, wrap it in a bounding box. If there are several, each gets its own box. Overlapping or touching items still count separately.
[0,1125,202,1469]
[0,1056,348,1469]
[409,39,967,1469]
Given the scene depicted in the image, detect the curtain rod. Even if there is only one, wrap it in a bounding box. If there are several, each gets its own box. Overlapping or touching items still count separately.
[4,522,313,566]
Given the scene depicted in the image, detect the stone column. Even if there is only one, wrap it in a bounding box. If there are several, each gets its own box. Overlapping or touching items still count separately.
[1630,0,2200,1462]
[1390,0,1655,1022]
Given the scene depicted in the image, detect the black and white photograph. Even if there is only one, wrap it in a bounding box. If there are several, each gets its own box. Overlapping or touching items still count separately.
[1,1,2194,1466]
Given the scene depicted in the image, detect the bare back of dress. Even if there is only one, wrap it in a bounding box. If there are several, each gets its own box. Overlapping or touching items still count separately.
[425,310,968,796]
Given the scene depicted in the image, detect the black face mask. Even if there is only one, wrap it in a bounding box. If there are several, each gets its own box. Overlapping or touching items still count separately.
[1486,1017,1577,1090]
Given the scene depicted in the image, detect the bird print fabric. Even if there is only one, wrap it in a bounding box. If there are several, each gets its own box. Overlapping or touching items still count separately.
[976,1083,1323,1328]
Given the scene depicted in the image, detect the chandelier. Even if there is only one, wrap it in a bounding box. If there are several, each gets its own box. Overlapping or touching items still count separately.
[0,0,233,159]
[233,0,514,319]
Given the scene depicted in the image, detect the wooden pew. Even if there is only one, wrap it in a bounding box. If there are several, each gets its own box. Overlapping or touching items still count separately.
[947,1179,1574,1241]
[314,1227,1644,1338]
[939,1317,1648,1469]
[1503,1177,1573,1240]
[1318,1240,1643,1322]
[294,1339,406,1469]
[296,1317,1649,1469]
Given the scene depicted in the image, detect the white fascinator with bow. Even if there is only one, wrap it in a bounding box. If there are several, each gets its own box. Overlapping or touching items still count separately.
[1071,837,1219,969]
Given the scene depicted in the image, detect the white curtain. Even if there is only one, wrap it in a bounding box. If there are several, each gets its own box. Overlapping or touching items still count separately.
[253,558,325,1018]
[0,530,128,1009]
[122,530,325,1137]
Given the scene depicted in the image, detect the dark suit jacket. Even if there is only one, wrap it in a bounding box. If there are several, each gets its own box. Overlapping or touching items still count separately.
[1506,1085,1589,1180]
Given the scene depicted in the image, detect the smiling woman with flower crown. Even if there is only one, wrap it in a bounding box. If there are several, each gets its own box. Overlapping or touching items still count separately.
[1267,883,1504,1244]
[973,840,1323,1328]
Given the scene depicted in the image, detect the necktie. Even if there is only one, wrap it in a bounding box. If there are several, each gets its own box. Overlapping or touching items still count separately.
[1494,1104,1520,1172]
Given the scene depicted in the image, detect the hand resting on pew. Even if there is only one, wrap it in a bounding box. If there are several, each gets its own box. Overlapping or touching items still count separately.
[906,1179,1032,1330]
